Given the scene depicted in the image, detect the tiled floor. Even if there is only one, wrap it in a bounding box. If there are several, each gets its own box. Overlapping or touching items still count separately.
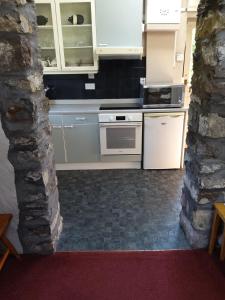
[56,169,190,251]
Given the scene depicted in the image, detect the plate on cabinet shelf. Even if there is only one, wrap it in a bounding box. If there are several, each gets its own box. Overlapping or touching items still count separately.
[62,24,92,28]
[37,25,53,29]
[59,3,92,26]
[41,47,55,49]
[64,46,93,49]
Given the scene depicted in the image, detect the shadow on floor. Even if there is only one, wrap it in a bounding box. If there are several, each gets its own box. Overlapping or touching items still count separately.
[56,169,190,251]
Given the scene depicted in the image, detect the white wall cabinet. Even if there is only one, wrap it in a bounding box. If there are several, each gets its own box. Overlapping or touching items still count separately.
[146,0,181,24]
[36,0,61,72]
[36,0,98,74]
[95,0,143,58]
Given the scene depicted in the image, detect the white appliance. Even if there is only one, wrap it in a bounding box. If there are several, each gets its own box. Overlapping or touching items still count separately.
[95,0,143,58]
[146,0,181,24]
[144,113,184,169]
[99,113,143,155]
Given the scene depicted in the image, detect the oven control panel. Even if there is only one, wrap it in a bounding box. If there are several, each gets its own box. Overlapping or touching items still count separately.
[99,113,143,123]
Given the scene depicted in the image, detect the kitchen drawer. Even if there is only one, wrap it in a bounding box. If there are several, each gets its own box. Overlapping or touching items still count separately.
[62,114,98,126]
[49,115,65,164]
[49,115,63,127]
[64,123,100,163]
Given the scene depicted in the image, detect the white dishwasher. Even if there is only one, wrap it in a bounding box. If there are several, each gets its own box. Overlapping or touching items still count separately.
[143,112,185,169]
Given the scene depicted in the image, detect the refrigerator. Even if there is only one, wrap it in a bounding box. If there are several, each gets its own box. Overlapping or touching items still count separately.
[143,112,185,169]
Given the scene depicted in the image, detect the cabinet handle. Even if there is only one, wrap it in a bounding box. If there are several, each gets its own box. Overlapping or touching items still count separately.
[161,123,167,125]
[52,125,62,129]
[75,117,86,121]
[64,125,74,128]
[99,43,108,47]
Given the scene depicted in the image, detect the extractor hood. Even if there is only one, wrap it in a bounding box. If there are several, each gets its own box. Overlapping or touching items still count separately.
[96,47,143,59]
[95,0,143,59]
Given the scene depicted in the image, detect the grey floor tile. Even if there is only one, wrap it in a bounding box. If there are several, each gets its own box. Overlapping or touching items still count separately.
[56,169,190,251]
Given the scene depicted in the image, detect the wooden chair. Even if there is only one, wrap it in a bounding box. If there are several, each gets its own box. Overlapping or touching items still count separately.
[0,214,20,271]
[208,203,225,261]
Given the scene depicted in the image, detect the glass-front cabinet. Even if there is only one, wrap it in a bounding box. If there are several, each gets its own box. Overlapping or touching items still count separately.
[35,0,98,74]
[36,0,61,72]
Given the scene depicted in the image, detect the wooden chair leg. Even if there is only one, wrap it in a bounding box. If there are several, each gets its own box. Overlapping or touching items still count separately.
[220,225,225,261]
[208,211,221,255]
[1,235,20,259]
[0,249,10,272]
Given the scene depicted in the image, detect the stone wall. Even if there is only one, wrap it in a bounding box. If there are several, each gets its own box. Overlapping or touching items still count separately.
[0,0,62,254]
[180,0,225,248]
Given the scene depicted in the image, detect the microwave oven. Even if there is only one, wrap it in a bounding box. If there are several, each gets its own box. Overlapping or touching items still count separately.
[141,83,184,108]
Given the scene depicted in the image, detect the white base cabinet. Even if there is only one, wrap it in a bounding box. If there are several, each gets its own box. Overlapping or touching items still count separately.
[50,115,65,163]
[62,114,100,163]
[144,112,185,169]
[49,113,100,164]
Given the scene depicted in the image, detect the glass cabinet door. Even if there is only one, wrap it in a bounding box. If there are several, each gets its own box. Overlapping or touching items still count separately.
[56,0,97,72]
[36,0,61,72]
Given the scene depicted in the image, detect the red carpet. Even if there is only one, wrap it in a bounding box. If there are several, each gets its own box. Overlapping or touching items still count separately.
[0,250,224,300]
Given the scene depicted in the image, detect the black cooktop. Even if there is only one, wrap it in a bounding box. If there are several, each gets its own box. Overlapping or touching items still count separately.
[100,103,142,110]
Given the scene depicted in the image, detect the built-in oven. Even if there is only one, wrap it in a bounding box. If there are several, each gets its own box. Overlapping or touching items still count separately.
[141,83,184,108]
[99,113,143,155]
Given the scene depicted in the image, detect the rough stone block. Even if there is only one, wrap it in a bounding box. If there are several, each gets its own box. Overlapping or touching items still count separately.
[199,158,225,174]
[0,35,33,72]
[180,211,209,248]
[200,170,225,189]
[0,10,33,33]
[199,113,225,138]
[192,209,213,231]
[1,73,43,93]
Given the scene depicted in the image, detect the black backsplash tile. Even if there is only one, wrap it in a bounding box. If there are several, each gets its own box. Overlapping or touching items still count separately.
[44,58,146,100]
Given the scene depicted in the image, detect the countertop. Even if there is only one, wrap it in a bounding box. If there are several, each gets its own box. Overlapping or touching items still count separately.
[49,100,189,115]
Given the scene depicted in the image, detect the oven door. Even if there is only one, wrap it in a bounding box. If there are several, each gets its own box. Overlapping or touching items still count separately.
[99,122,142,155]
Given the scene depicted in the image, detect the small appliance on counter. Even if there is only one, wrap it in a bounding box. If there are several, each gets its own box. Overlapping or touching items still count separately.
[141,83,184,108]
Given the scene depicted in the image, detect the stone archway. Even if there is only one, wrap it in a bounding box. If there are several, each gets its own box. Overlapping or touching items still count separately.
[0,0,62,254]
[180,0,225,248]
[0,0,224,254]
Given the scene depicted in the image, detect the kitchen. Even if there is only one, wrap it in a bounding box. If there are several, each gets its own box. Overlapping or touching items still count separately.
[35,0,198,250]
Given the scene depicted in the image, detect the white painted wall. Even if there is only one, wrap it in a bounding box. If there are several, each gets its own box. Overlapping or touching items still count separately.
[145,0,190,84]
[188,0,200,10]
[0,122,23,253]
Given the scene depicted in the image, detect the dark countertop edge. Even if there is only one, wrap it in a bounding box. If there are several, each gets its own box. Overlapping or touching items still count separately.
[49,107,189,115]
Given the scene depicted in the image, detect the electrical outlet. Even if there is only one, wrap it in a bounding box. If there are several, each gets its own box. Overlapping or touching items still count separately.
[85,83,95,90]
[140,77,146,85]
[176,53,184,62]
[88,74,95,79]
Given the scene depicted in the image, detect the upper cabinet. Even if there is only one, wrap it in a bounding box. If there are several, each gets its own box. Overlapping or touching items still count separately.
[95,0,143,59]
[36,0,61,72]
[36,0,98,74]
[146,0,181,24]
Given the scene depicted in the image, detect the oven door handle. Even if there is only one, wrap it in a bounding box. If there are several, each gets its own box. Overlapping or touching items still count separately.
[99,122,142,127]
